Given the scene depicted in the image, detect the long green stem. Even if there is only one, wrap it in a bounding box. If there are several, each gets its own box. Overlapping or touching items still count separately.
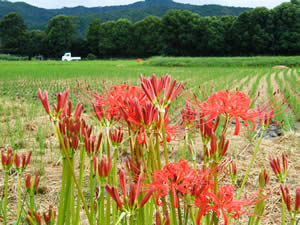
[64,156,73,225]
[75,146,86,225]
[3,171,9,225]
[177,192,183,225]
[160,112,169,164]
[237,130,265,199]
[106,139,111,225]
[57,159,67,225]
[56,126,92,224]
[282,196,286,225]
[16,172,22,224]
[169,194,178,225]
[90,159,95,225]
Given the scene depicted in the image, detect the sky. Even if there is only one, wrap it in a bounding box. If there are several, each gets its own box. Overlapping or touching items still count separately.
[8,0,290,9]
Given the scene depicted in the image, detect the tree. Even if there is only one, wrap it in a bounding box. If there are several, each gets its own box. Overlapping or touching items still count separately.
[98,19,133,58]
[87,19,101,57]
[272,2,300,55]
[132,16,162,57]
[45,15,77,58]
[0,12,27,55]
[25,30,47,59]
[161,10,200,56]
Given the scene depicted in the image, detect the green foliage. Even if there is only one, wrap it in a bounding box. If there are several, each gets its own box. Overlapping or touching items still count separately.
[87,53,97,60]
[0,54,28,60]
[0,0,250,36]
[148,56,300,67]
[45,15,77,57]
[0,12,27,54]
[0,0,299,58]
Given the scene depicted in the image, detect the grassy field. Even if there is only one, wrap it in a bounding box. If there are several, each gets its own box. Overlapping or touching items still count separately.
[0,57,299,224]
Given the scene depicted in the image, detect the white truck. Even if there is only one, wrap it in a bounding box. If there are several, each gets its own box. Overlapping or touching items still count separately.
[61,52,81,61]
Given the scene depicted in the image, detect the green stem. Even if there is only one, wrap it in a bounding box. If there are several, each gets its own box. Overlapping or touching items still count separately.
[282,195,286,225]
[56,126,92,224]
[90,159,95,225]
[237,130,265,199]
[160,112,169,164]
[16,172,22,224]
[155,134,162,169]
[75,146,86,225]
[169,194,178,225]
[57,158,67,225]
[3,171,9,225]
[64,155,73,225]
[177,192,183,225]
[106,138,111,225]
[99,185,105,225]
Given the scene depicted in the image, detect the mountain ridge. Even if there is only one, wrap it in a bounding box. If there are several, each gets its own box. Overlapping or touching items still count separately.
[0,0,252,35]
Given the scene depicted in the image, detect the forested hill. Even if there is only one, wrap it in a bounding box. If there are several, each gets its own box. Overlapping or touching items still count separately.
[0,0,251,34]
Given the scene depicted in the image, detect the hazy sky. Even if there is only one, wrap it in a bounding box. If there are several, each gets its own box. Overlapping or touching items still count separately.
[8,0,290,9]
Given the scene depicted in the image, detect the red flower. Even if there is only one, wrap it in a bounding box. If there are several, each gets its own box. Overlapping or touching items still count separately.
[105,170,155,213]
[27,210,42,225]
[25,170,40,192]
[199,91,257,135]
[195,184,256,225]
[98,154,112,178]
[38,88,50,115]
[1,147,14,169]
[151,159,196,208]
[109,127,124,147]
[140,74,183,111]
[181,103,197,126]
[14,150,32,171]
[43,205,56,225]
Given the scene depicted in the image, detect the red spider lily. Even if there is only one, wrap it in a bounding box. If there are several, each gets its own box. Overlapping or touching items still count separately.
[60,100,83,120]
[125,157,142,179]
[98,154,112,178]
[140,74,183,111]
[38,88,50,115]
[199,113,220,140]
[25,170,40,192]
[84,132,102,156]
[269,153,288,182]
[181,103,197,126]
[38,88,70,119]
[136,58,143,62]
[256,93,288,129]
[109,127,124,147]
[78,82,146,121]
[280,184,292,212]
[151,159,196,208]
[54,88,70,114]
[199,91,257,135]
[58,116,82,150]
[229,161,237,184]
[156,210,170,225]
[296,188,300,212]
[195,184,257,225]
[43,205,56,225]
[14,150,32,171]
[204,133,229,161]
[258,168,270,188]
[105,170,155,213]
[27,210,42,225]
[1,147,14,169]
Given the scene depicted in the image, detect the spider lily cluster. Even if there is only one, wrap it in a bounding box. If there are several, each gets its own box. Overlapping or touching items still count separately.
[1,74,297,225]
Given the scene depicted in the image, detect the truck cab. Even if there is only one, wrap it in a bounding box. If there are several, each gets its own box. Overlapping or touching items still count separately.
[62,52,81,61]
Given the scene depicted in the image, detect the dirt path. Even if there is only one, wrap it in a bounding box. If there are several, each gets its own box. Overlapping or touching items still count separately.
[270,72,280,92]
[258,73,270,102]
[242,74,258,95]
[230,75,249,92]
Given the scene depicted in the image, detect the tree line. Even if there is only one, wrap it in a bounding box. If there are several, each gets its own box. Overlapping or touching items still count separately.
[0,0,299,59]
